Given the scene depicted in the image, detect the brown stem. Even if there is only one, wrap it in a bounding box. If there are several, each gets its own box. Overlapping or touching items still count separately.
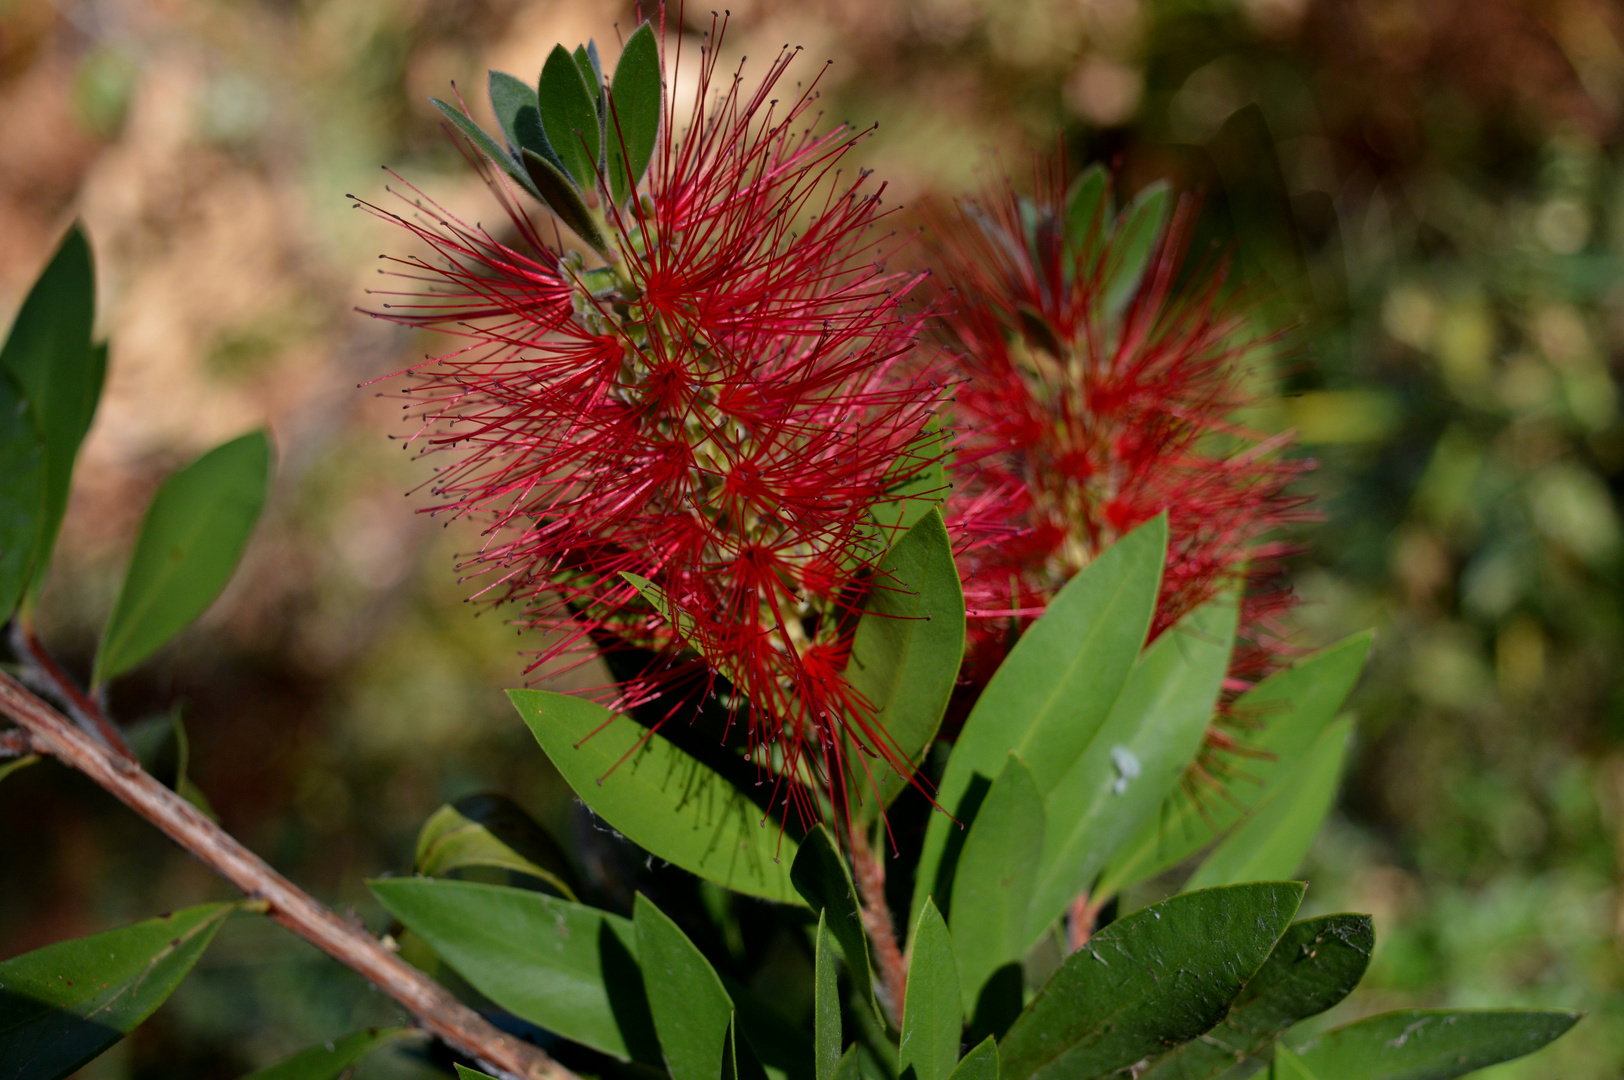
[12,623,135,762]
[1067,892,1100,952]
[0,668,574,1080]
[850,826,908,1026]
[0,727,38,756]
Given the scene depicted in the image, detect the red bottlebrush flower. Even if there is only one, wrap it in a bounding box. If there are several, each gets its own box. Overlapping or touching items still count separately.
[361,16,944,829]
[934,165,1313,737]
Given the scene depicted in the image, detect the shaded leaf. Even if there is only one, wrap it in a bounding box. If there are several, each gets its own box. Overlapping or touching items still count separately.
[1139,914,1374,1080]
[0,754,39,783]
[169,712,216,821]
[1102,181,1172,318]
[415,793,578,899]
[1029,591,1239,942]
[635,894,733,1080]
[522,147,608,253]
[869,421,950,537]
[511,689,801,903]
[1063,165,1111,271]
[1000,882,1304,1080]
[0,902,235,1080]
[913,516,1164,927]
[0,372,46,620]
[950,1038,998,1080]
[454,1068,497,1080]
[539,45,603,189]
[948,754,1042,1015]
[606,22,663,206]
[94,432,272,684]
[430,98,542,199]
[239,1028,404,1080]
[815,914,842,1080]
[574,44,604,105]
[900,900,961,1080]
[1270,1043,1319,1080]
[1289,1009,1580,1080]
[792,825,875,1011]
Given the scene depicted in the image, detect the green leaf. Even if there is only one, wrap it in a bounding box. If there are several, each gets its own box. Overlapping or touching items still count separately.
[816,914,842,1080]
[1270,1043,1320,1080]
[606,23,662,206]
[169,712,216,820]
[239,1028,404,1080]
[539,45,603,189]
[1138,914,1374,1080]
[510,689,801,903]
[950,1038,998,1080]
[899,900,961,1080]
[370,878,660,1063]
[792,825,875,1011]
[999,882,1304,1080]
[455,1068,498,1080]
[0,902,235,1080]
[1096,632,1372,899]
[1029,591,1239,942]
[0,371,47,620]
[0,754,39,783]
[912,515,1164,928]
[94,431,271,683]
[1288,1009,1580,1080]
[1185,716,1354,891]
[635,894,734,1080]
[869,422,950,537]
[488,71,562,173]
[846,508,965,816]
[574,44,604,105]
[1063,165,1110,270]
[430,98,543,199]
[0,225,101,593]
[522,147,609,253]
[1102,181,1172,318]
[415,793,579,899]
[725,1016,773,1080]
[947,754,1042,1016]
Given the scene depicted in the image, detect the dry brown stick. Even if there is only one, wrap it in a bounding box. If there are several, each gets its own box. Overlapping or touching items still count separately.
[849,827,908,1025]
[0,668,576,1080]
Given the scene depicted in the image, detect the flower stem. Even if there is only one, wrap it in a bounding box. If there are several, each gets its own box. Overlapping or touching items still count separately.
[0,665,574,1080]
[850,825,908,1026]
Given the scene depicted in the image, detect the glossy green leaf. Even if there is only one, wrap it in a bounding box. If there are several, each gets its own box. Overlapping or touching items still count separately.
[539,45,603,189]
[1000,882,1304,1080]
[636,894,734,1080]
[0,371,47,620]
[522,147,609,253]
[1102,181,1172,318]
[900,900,961,1080]
[94,431,271,684]
[1270,1043,1320,1080]
[1097,632,1372,899]
[1185,716,1354,891]
[846,508,965,817]
[816,914,842,1080]
[948,754,1042,1015]
[430,98,542,199]
[912,515,1164,927]
[606,22,662,206]
[1063,165,1110,269]
[510,689,801,903]
[370,878,660,1063]
[1029,591,1239,942]
[240,1028,404,1080]
[415,793,578,899]
[792,825,875,1010]
[0,902,235,1080]
[950,1038,998,1080]
[1139,914,1374,1080]
[1289,1009,1580,1080]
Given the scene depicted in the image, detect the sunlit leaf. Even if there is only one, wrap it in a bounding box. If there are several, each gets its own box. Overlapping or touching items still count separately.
[415,793,578,899]
[606,23,662,206]
[899,900,961,1080]
[636,894,734,1080]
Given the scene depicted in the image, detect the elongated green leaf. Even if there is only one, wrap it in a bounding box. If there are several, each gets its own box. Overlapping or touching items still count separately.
[816,914,842,1080]
[1185,716,1354,891]
[1029,591,1238,942]
[522,148,609,253]
[240,1028,404,1080]
[950,1038,998,1080]
[1270,1043,1320,1080]
[948,754,1042,1015]
[1097,632,1372,899]
[430,98,543,199]
[0,372,47,620]
[1000,882,1304,1080]
[870,422,949,537]
[371,878,659,1063]
[94,432,271,684]
[539,45,603,189]
[489,71,538,150]
[0,902,235,1080]
[607,22,663,206]
[636,894,734,1080]
[1063,165,1110,269]
[455,1068,497,1080]
[900,900,961,1080]
[1288,1009,1580,1080]
[846,508,965,816]
[415,793,578,899]
[1102,181,1172,318]
[510,689,800,903]
[792,825,875,1011]
[912,516,1164,927]
[1139,914,1374,1080]
[0,754,39,783]
[574,44,603,105]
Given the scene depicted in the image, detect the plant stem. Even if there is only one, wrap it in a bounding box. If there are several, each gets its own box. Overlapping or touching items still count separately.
[1067,892,1100,952]
[12,622,135,761]
[849,826,908,1025]
[0,667,575,1080]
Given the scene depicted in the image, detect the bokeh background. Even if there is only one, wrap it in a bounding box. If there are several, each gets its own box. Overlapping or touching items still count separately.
[3,0,1624,1075]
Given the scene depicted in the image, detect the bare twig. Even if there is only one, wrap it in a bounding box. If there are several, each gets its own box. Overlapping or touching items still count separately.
[0,667,575,1080]
[0,727,38,757]
[1067,892,1101,952]
[10,622,135,761]
[850,826,908,1025]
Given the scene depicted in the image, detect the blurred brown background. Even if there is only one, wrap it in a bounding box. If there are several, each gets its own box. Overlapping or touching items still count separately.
[3,0,1624,1075]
